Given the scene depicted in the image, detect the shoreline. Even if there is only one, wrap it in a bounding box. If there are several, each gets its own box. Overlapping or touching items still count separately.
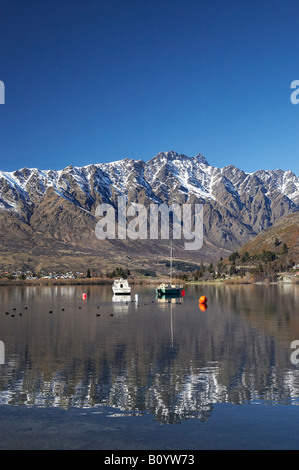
[0,277,248,287]
[0,276,298,287]
[0,277,164,287]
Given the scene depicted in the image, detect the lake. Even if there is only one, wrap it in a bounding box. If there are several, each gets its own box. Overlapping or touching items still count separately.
[1,282,299,450]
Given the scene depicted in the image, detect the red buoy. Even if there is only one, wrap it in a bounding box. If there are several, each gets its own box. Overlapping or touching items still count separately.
[82,293,87,300]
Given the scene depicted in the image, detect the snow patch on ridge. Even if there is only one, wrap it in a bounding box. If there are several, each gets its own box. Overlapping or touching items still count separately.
[0,153,299,214]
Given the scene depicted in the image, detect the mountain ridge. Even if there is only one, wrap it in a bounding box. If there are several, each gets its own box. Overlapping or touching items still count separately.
[0,151,298,273]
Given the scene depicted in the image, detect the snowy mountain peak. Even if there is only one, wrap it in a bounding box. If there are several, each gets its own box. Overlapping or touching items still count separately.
[194,154,210,166]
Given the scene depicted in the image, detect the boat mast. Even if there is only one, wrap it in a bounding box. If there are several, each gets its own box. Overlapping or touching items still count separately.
[170,239,172,284]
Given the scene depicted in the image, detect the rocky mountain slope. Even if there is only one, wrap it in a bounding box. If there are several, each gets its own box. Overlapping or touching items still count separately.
[0,151,298,273]
[236,211,299,261]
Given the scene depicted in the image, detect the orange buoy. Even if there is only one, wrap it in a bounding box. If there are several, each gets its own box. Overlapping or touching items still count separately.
[199,295,208,304]
[82,293,87,300]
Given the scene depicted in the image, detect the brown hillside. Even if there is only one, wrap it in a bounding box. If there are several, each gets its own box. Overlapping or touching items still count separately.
[237,211,299,260]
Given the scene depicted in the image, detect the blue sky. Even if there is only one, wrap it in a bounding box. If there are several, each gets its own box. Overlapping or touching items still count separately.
[0,0,298,174]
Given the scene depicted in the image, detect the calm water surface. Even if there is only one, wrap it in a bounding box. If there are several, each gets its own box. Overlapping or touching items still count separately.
[1,282,299,449]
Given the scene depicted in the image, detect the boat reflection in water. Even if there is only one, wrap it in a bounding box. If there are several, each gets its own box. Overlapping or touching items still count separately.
[111,278,132,314]
[156,293,183,306]
[112,294,131,314]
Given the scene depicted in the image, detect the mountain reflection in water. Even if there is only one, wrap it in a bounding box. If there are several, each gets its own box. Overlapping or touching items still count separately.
[1,283,299,424]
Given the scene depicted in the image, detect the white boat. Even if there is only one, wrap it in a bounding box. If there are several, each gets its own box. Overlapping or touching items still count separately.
[112,278,131,295]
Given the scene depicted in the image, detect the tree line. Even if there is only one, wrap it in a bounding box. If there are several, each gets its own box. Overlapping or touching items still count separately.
[174,240,295,282]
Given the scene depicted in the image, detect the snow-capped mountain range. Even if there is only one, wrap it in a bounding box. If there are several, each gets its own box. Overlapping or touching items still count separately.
[0,151,298,271]
[1,151,299,212]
